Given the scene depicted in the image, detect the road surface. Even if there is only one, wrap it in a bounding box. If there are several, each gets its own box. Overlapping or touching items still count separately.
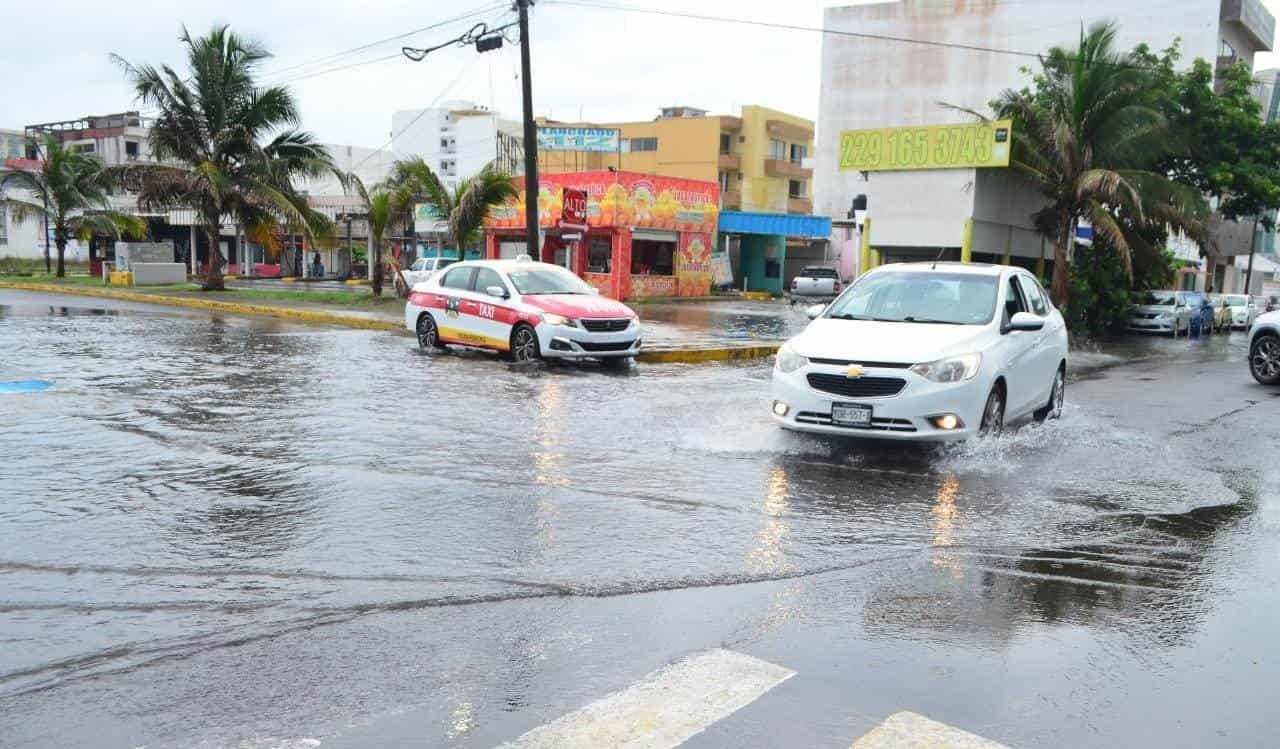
[0,289,1276,748]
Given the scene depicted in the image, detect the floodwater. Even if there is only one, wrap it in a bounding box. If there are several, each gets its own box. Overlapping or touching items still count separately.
[0,290,1277,748]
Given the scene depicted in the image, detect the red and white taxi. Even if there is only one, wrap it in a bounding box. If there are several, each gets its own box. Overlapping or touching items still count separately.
[404,258,641,365]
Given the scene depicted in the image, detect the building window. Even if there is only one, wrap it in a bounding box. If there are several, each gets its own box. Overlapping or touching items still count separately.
[769,139,785,159]
[718,171,731,192]
[125,141,139,159]
[631,239,675,276]
[1220,38,1236,59]
[71,143,95,153]
[440,138,449,148]
[719,133,732,154]
[627,137,658,152]
[789,144,807,165]
[789,180,806,198]
[588,237,612,273]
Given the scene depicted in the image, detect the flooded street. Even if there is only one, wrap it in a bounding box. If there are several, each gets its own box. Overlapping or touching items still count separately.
[1,289,1278,748]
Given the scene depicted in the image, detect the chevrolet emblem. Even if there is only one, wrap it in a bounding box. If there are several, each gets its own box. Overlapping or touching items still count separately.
[845,365,865,379]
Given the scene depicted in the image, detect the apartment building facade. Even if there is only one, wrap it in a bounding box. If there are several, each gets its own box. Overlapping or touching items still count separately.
[391,100,523,194]
[537,104,816,216]
[817,0,1275,277]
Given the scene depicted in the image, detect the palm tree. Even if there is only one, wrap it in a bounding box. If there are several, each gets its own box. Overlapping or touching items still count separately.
[350,177,399,297]
[0,136,146,277]
[113,26,338,290]
[987,21,1205,307]
[366,157,517,297]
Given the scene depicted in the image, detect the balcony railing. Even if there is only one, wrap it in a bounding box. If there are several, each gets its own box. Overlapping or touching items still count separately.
[721,189,742,210]
[765,159,812,180]
[718,152,740,170]
[787,197,812,215]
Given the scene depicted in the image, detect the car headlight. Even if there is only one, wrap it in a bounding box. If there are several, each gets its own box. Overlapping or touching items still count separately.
[910,353,982,383]
[542,314,579,328]
[775,343,808,373]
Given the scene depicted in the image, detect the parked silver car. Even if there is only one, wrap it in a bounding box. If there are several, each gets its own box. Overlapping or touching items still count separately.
[1249,310,1280,384]
[1128,290,1192,336]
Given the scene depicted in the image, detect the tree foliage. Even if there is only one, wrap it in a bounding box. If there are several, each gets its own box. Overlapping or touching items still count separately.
[113,26,340,290]
[986,21,1208,309]
[0,135,146,277]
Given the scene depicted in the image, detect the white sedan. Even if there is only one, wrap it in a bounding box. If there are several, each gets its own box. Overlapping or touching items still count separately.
[404,258,641,366]
[771,263,1069,441]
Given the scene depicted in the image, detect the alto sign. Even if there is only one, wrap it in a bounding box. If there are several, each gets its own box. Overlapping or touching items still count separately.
[559,187,588,233]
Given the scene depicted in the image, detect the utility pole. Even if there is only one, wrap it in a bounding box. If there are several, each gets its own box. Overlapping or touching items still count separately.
[517,0,540,257]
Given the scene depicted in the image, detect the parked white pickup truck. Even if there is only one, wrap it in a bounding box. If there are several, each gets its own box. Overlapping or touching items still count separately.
[788,266,842,305]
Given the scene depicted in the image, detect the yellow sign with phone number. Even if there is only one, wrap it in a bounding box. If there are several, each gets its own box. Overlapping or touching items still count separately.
[838,120,1012,171]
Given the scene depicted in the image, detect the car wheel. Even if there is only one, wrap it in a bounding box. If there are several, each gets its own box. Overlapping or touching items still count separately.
[979,385,1005,437]
[416,313,444,350]
[1034,367,1065,422]
[509,324,541,363]
[1250,333,1280,385]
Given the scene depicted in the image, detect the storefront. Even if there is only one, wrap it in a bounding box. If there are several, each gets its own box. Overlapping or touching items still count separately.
[483,170,720,301]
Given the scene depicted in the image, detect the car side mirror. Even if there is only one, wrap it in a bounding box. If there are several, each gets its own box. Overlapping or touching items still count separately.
[805,304,825,320]
[485,285,509,299]
[1005,311,1044,333]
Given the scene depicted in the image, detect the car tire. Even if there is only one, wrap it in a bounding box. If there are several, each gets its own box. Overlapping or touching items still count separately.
[509,323,541,363]
[416,313,444,350]
[1250,333,1280,385]
[979,384,1005,437]
[1034,367,1065,422]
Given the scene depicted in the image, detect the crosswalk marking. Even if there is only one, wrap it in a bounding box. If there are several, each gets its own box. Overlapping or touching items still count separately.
[850,711,1010,749]
[498,649,795,749]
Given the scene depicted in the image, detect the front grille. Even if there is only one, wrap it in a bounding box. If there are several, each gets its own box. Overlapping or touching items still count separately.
[576,339,636,352]
[806,373,906,398]
[795,411,917,432]
[580,318,631,332]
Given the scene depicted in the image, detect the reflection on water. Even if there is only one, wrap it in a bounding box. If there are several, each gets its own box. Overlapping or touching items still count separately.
[929,472,961,578]
[747,467,791,575]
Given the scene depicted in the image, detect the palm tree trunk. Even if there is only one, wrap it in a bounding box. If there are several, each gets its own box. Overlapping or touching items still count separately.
[204,223,225,291]
[54,228,67,279]
[1050,223,1071,309]
[371,239,383,297]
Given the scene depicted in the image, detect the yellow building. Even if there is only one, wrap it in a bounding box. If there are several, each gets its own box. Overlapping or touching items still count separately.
[537,105,815,215]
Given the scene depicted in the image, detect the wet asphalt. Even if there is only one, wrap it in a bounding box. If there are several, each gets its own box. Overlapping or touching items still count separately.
[0,289,1277,748]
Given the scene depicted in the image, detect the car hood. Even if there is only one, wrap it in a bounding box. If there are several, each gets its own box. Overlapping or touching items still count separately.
[521,294,637,319]
[790,318,993,364]
[1132,305,1176,315]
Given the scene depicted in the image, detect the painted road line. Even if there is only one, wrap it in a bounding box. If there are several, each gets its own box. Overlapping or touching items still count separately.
[500,649,795,749]
[851,711,1010,749]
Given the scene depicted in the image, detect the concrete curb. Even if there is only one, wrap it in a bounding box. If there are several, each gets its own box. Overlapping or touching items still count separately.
[1,281,783,363]
[636,343,780,363]
[0,281,401,333]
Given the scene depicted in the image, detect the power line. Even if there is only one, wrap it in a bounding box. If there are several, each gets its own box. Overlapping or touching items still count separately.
[260,2,508,82]
[545,0,1280,90]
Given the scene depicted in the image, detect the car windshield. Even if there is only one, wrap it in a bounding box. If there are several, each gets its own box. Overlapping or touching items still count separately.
[437,258,457,269]
[824,271,998,325]
[508,267,594,295]
[1143,291,1177,306]
[1226,295,1248,306]
[802,268,838,278]
[411,259,428,271]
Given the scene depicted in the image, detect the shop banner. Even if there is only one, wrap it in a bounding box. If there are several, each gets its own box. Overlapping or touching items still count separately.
[677,232,714,297]
[838,120,1012,171]
[486,171,720,234]
[537,127,620,152]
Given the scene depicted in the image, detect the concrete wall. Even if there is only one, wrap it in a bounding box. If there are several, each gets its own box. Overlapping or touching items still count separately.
[539,115,722,183]
[131,262,187,285]
[816,0,1241,252]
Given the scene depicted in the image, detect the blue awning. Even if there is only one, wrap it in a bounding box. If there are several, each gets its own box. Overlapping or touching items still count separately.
[717,211,831,238]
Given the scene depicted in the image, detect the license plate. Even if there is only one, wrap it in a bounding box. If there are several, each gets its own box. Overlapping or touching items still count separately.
[831,403,872,426]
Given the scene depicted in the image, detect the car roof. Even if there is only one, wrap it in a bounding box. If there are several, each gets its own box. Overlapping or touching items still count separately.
[874,262,1016,277]
[442,258,566,273]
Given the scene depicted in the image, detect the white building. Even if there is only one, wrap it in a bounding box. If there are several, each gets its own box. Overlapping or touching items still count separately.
[0,128,45,259]
[391,100,522,192]
[816,0,1275,274]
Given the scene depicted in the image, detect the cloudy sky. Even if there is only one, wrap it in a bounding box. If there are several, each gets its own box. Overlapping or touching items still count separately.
[5,0,1280,149]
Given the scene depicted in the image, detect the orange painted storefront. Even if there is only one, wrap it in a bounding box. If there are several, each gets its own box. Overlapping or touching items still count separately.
[483,170,719,301]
